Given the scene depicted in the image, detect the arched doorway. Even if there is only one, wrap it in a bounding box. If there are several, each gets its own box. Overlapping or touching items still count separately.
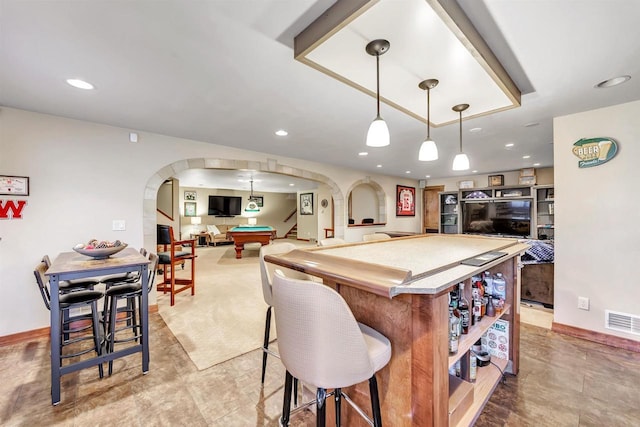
[143,157,345,250]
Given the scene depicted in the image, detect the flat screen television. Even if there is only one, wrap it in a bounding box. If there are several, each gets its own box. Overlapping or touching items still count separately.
[462,200,531,237]
[208,195,242,216]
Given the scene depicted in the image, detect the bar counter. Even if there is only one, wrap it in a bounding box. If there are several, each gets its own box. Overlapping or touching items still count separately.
[266,234,528,426]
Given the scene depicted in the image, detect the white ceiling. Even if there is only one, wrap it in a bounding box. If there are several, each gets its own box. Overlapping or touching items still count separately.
[2,0,640,185]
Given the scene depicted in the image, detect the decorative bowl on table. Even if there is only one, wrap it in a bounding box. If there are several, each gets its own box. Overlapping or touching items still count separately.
[73,241,128,260]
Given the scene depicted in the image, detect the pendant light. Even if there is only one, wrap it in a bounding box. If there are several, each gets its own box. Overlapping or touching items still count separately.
[418,79,439,161]
[452,103,470,171]
[244,178,260,212]
[365,39,390,147]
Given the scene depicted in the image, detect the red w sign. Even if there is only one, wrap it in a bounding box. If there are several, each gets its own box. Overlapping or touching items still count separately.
[0,200,27,219]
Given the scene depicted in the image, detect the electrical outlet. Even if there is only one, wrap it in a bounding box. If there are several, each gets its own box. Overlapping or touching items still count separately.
[112,220,126,231]
[578,296,590,311]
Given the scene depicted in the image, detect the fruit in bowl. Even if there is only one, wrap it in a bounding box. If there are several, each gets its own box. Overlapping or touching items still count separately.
[73,239,128,259]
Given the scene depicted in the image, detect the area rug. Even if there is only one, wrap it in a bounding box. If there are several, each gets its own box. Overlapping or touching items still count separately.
[156,244,274,370]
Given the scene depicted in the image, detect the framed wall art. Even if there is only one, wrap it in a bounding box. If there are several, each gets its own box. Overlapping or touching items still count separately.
[253,196,264,207]
[0,175,29,196]
[396,185,415,216]
[300,193,313,215]
[184,190,196,201]
[184,201,196,217]
[488,174,504,187]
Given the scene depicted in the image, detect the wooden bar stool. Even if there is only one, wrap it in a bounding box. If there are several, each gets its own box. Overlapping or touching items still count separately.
[156,225,196,306]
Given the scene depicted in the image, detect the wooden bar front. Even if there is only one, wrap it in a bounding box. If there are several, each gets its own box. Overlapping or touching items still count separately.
[266,234,527,426]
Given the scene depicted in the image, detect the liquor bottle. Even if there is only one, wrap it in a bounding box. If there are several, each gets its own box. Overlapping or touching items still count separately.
[492,272,506,299]
[448,306,459,355]
[469,351,477,382]
[483,271,493,296]
[472,281,483,324]
[486,293,496,317]
[458,283,470,334]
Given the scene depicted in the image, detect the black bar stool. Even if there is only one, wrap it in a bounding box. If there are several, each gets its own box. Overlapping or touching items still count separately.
[34,260,104,379]
[104,253,158,375]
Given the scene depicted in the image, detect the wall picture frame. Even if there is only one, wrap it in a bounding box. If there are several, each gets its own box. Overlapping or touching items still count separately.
[488,174,504,187]
[184,190,196,201]
[396,185,416,216]
[300,193,313,215]
[0,175,29,196]
[184,201,196,217]
[253,196,264,207]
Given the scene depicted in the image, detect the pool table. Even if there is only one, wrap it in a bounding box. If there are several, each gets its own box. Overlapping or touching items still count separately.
[227,225,276,259]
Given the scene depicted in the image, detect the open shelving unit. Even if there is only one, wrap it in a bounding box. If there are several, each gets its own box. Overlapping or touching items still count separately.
[534,184,555,240]
[439,191,460,234]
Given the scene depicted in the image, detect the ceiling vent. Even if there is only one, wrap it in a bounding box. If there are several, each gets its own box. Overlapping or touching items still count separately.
[605,310,640,336]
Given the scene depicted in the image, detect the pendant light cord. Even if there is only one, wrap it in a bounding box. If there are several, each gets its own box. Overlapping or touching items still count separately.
[459,111,463,152]
[376,54,381,118]
[426,88,431,139]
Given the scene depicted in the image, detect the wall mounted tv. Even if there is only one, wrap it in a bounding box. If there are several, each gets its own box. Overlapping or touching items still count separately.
[208,195,242,216]
[462,200,532,237]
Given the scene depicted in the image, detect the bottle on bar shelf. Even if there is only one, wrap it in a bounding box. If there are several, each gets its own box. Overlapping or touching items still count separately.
[448,303,460,355]
[472,279,483,324]
[458,283,470,334]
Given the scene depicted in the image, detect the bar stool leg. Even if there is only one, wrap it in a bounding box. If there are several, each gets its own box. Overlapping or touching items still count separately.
[91,300,104,379]
[369,376,382,427]
[334,387,341,427]
[280,371,293,426]
[316,387,327,427]
[261,306,272,384]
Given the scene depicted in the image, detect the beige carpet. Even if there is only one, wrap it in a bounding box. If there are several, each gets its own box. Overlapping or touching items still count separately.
[156,239,313,370]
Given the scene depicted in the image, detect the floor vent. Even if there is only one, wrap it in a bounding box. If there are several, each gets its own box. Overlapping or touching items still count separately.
[605,310,640,336]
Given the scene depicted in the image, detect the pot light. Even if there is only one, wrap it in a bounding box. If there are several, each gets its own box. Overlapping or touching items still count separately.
[469,127,482,133]
[405,171,411,174]
[66,79,94,90]
[595,75,631,88]
[358,152,368,156]
[275,129,288,136]
[522,155,531,159]
[533,163,541,166]
[505,143,515,148]
[376,164,382,168]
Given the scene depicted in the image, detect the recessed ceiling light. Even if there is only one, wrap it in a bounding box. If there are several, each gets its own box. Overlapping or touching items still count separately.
[425,175,430,178]
[505,143,515,148]
[376,164,382,168]
[522,155,531,159]
[533,163,541,166]
[405,171,411,174]
[358,152,368,156]
[595,75,631,88]
[66,78,94,90]
[472,170,478,173]
[524,122,539,128]
[469,127,482,133]
[275,129,288,136]
[289,183,295,186]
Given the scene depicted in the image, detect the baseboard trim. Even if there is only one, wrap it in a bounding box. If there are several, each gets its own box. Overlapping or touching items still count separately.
[0,304,160,347]
[552,321,640,353]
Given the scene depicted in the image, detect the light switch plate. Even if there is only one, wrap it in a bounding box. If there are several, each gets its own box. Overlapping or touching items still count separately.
[112,220,126,231]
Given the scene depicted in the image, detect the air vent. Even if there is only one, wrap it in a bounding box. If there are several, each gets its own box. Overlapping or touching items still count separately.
[605,310,640,336]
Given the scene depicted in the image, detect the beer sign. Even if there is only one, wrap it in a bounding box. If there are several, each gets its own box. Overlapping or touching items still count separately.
[572,137,618,168]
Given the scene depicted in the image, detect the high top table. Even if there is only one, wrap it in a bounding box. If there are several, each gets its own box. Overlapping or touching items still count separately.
[45,247,150,405]
[265,234,528,426]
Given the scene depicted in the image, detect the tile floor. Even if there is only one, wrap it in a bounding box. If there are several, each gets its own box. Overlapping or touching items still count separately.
[2,311,639,426]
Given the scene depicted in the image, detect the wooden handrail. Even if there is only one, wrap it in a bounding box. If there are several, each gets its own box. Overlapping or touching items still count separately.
[284,209,297,222]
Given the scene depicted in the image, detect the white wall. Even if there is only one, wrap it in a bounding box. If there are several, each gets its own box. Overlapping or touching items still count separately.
[350,183,378,223]
[0,108,420,336]
[553,100,640,341]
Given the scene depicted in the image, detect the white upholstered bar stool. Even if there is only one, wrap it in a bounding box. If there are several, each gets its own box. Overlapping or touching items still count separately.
[259,242,312,385]
[272,272,392,427]
[362,233,391,242]
[319,237,346,247]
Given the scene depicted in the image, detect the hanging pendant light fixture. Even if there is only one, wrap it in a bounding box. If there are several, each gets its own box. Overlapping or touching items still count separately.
[452,103,470,171]
[244,178,260,212]
[418,79,439,161]
[365,39,390,147]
